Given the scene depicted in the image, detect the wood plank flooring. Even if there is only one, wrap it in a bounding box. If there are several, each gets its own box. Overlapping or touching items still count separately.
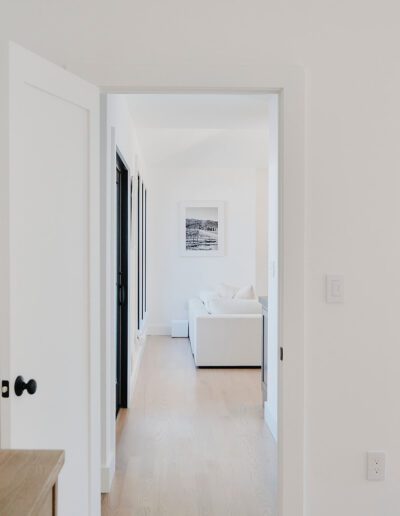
[102,336,277,516]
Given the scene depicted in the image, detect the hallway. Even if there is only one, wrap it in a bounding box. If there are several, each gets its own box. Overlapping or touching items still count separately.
[102,336,277,516]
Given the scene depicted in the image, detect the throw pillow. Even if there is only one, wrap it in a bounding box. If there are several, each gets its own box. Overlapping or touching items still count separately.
[235,285,257,300]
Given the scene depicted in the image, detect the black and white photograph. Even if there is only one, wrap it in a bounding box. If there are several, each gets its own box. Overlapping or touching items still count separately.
[185,206,219,251]
[180,201,225,256]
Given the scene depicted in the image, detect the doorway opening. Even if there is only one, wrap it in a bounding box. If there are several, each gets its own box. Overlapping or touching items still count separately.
[103,93,280,514]
[115,151,129,415]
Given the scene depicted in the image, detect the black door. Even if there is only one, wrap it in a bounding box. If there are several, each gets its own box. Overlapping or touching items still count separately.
[116,152,129,415]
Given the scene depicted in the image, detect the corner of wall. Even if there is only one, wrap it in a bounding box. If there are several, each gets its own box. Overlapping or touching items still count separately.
[101,452,115,493]
[264,401,278,441]
[128,329,146,407]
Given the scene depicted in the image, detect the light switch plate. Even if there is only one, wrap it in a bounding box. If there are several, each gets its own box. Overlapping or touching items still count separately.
[326,274,344,303]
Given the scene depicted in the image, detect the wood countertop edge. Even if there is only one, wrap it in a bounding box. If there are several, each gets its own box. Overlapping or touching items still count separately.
[30,450,65,516]
[0,450,65,516]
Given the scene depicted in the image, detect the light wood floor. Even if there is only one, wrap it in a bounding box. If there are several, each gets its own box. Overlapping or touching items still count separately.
[102,336,277,516]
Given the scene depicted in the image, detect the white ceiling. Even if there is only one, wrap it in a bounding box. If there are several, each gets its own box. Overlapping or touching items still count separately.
[126,94,270,168]
[127,94,269,129]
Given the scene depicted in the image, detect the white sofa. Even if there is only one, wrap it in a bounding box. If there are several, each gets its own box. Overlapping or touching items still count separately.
[188,296,262,367]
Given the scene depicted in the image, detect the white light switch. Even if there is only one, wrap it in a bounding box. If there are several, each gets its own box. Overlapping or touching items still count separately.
[326,274,344,303]
[367,452,386,481]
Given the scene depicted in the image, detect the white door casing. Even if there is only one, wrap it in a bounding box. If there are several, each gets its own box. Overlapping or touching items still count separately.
[105,77,305,516]
[0,42,100,516]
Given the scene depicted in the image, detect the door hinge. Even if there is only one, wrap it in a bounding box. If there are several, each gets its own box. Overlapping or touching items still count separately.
[280,347,284,361]
[1,380,9,398]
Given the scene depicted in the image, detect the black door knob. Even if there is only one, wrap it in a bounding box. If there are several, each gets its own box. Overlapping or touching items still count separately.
[14,376,37,396]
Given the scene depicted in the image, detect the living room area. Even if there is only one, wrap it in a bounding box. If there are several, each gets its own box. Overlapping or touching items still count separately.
[102,92,279,515]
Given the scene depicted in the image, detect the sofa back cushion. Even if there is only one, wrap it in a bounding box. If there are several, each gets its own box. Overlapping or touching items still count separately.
[207,298,262,315]
[199,290,219,312]
[215,283,239,299]
[199,290,218,304]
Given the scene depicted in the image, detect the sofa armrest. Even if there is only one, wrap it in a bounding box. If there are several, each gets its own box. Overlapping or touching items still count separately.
[188,297,208,355]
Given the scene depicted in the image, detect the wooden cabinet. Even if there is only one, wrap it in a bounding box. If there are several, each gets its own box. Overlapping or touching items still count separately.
[0,450,64,516]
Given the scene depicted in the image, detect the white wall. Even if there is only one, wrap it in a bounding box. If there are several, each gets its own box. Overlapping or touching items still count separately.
[256,167,268,297]
[146,167,265,333]
[3,2,400,514]
[101,94,145,491]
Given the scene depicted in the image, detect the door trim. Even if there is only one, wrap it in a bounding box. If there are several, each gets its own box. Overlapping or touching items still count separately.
[102,68,305,516]
[115,150,129,414]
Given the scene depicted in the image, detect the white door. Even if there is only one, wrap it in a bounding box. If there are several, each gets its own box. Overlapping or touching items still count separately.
[0,43,100,516]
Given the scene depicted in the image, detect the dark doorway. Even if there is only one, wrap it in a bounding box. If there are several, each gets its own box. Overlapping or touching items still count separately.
[116,151,129,415]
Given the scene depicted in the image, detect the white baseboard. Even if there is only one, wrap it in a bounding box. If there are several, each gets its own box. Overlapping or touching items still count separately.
[101,452,115,493]
[264,401,278,441]
[147,325,171,336]
[137,325,148,343]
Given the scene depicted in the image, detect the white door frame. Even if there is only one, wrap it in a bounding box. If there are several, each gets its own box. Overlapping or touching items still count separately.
[102,66,305,516]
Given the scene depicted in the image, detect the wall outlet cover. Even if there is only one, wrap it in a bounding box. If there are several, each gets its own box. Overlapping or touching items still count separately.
[367,452,386,481]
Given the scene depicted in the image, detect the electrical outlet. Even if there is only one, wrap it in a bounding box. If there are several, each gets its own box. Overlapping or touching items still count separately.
[367,452,386,481]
